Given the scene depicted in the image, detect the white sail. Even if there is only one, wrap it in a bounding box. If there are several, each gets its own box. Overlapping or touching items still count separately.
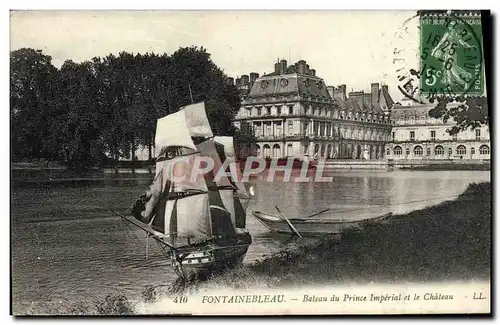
[155,110,197,157]
[181,102,214,138]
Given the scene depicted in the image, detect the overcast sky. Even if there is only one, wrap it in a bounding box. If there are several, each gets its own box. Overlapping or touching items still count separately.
[10,10,420,101]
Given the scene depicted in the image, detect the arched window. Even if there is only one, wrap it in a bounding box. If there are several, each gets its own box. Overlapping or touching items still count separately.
[479,145,490,155]
[434,145,444,156]
[456,145,467,155]
[272,144,281,158]
[386,148,391,155]
[394,146,402,156]
[263,144,271,158]
[413,146,423,156]
[471,147,475,155]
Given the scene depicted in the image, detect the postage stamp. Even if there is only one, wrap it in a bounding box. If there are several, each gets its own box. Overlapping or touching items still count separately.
[393,10,485,103]
[419,11,484,98]
[10,10,491,316]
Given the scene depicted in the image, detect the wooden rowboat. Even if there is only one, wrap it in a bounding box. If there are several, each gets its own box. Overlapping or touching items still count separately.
[252,211,393,235]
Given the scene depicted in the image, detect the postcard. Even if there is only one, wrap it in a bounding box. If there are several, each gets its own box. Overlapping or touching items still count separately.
[10,9,491,315]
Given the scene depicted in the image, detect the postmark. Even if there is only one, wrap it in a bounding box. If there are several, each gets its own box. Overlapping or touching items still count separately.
[392,10,484,103]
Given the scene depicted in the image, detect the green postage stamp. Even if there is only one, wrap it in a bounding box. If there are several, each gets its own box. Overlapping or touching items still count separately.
[419,11,484,97]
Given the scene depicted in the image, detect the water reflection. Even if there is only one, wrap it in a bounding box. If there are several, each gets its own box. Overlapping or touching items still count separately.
[11,169,490,313]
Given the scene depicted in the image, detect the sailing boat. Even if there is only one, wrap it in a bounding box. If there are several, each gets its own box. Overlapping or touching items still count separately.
[121,102,252,279]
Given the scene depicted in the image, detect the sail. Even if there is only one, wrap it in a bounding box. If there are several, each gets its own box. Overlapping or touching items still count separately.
[150,108,212,242]
[154,110,197,157]
[196,138,237,234]
[181,102,214,138]
[214,136,249,228]
[151,152,212,241]
[214,136,249,198]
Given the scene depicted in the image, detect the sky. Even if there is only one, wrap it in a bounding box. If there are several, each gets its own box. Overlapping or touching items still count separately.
[10,10,421,101]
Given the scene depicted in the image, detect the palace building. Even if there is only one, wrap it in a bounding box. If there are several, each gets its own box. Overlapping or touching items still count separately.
[232,59,393,160]
[385,98,490,161]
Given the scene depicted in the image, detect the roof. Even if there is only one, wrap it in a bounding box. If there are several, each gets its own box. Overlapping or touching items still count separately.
[379,86,394,110]
[244,73,331,101]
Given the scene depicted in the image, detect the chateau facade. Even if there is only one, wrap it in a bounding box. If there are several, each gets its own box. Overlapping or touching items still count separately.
[232,59,393,160]
[386,99,490,161]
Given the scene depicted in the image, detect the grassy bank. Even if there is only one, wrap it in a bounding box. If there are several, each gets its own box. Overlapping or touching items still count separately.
[173,181,491,291]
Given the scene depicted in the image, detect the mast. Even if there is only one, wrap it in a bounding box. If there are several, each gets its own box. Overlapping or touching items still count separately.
[181,102,239,234]
[214,136,249,228]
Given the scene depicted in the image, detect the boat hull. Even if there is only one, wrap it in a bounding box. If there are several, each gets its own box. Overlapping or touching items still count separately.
[122,215,251,278]
[252,211,392,235]
[173,230,252,274]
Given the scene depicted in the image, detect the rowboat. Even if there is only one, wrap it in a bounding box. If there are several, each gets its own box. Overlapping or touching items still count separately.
[252,211,393,235]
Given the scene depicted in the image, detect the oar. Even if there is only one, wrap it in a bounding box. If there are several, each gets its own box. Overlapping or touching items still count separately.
[303,208,330,219]
[275,206,303,238]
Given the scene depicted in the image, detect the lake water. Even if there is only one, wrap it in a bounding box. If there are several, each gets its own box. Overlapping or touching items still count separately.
[11,169,490,314]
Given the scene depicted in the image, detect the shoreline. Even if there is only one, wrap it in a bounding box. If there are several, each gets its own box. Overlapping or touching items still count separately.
[24,181,489,315]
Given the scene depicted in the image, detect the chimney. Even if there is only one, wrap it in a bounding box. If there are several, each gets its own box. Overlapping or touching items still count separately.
[371,82,380,104]
[241,74,249,85]
[226,77,234,85]
[280,59,287,74]
[297,60,307,74]
[363,93,372,107]
[235,78,241,88]
[348,90,365,109]
[306,64,310,75]
[250,72,259,87]
[310,69,316,76]
[336,84,347,101]
[274,62,281,74]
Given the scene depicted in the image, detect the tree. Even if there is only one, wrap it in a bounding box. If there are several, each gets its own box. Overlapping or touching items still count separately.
[10,46,242,169]
[53,59,105,169]
[10,48,58,160]
[166,46,241,135]
[428,96,489,135]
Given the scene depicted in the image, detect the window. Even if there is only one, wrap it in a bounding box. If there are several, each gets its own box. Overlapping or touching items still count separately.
[257,107,262,116]
[479,145,490,155]
[387,148,391,155]
[426,148,431,156]
[413,146,423,156]
[277,107,282,115]
[410,131,415,141]
[471,147,475,155]
[434,146,444,156]
[392,132,395,141]
[448,148,452,156]
[431,131,436,141]
[406,148,410,155]
[456,145,466,155]
[452,134,458,141]
[476,129,481,140]
[289,106,293,115]
[288,120,294,131]
[394,146,402,156]
[266,107,271,115]
[247,107,252,117]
